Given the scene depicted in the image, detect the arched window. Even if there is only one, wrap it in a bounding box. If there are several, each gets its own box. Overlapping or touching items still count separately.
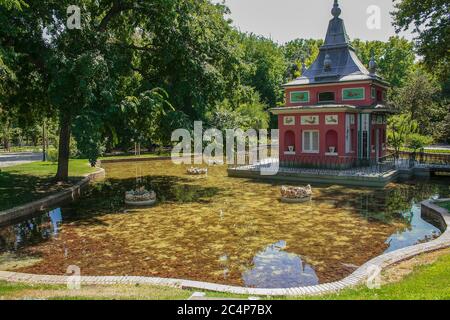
[325,130,338,153]
[284,131,296,152]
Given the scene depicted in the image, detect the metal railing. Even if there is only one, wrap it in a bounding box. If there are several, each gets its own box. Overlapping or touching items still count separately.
[395,151,450,167]
[228,153,397,175]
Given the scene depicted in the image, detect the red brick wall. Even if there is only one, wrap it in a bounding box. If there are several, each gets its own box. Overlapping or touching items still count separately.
[278,112,352,161]
[285,83,386,107]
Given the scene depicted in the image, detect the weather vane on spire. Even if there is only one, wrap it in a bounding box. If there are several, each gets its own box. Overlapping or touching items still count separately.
[331,0,341,18]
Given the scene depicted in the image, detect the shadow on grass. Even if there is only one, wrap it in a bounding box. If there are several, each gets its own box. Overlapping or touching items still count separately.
[0,171,81,211]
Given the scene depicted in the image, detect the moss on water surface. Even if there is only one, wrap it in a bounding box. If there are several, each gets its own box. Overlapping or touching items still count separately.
[0,161,448,288]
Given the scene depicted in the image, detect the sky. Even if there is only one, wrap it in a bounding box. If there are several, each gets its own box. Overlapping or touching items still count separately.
[220,0,414,44]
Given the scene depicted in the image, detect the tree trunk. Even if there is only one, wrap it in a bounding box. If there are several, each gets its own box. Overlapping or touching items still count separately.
[55,113,72,182]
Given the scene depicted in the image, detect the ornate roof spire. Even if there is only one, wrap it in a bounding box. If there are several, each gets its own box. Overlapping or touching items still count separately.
[331,0,341,18]
[369,49,377,74]
[282,0,389,87]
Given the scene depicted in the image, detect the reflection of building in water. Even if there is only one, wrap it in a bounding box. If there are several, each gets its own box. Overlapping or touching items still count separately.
[242,241,319,288]
[0,207,62,252]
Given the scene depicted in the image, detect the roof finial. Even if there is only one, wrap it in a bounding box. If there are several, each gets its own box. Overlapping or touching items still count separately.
[331,0,341,18]
[369,48,377,74]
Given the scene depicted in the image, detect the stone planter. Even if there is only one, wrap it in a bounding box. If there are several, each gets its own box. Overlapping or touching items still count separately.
[125,188,157,207]
[281,196,311,203]
[125,199,157,206]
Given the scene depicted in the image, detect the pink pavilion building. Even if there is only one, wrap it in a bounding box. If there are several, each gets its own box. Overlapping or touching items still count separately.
[271,0,393,169]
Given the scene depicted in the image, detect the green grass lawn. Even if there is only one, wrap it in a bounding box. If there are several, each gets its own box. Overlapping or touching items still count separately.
[1,251,449,300]
[293,251,450,300]
[0,160,96,211]
[438,201,450,211]
[398,147,450,154]
[0,281,192,300]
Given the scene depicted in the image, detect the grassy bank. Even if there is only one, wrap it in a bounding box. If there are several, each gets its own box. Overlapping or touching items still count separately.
[1,249,449,300]
[0,160,96,211]
[398,147,450,154]
[0,281,192,300]
[301,249,450,300]
[438,201,450,211]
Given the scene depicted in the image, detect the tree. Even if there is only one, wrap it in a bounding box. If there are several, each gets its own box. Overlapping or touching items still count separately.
[390,68,446,138]
[282,39,322,80]
[388,114,419,159]
[206,87,269,132]
[1,0,244,181]
[392,0,450,89]
[0,0,26,10]
[406,133,433,158]
[235,34,287,108]
[352,37,415,88]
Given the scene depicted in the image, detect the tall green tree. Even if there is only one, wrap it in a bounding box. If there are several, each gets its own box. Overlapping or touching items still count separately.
[390,68,446,138]
[392,0,450,93]
[282,39,322,79]
[388,114,420,159]
[352,37,415,88]
[1,0,243,180]
[231,33,287,108]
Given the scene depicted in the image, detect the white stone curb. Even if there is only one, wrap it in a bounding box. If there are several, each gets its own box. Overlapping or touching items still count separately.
[0,195,448,296]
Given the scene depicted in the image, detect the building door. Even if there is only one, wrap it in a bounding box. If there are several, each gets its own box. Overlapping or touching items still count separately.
[375,129,380,162]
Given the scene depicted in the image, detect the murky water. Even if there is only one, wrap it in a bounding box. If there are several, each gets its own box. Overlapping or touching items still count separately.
[0,160,448,288]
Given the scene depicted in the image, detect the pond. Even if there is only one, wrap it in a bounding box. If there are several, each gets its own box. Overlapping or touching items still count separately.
[0,160,449,288]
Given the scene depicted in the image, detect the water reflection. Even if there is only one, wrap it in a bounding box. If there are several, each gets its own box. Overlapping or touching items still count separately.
[242,241,319,288]
[0,208,62,252]
[384,203,441,253]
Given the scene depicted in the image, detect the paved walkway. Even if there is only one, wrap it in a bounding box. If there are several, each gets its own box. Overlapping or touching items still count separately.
[0,152,42,168]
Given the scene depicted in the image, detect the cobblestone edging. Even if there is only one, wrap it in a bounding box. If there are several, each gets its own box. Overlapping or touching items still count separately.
[0,196,448,296]
[0,168,105,225]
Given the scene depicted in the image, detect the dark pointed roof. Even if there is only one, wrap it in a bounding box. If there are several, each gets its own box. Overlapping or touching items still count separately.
[284,0,388,87]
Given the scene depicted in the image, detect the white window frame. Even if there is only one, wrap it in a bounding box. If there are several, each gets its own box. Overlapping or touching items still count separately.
[302,130,320,153]
[342,87,366,101]
[290,91,310,104]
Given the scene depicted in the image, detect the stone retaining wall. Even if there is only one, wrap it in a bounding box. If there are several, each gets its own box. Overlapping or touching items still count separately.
[0,197,448,296]
[0,168,105,225]
[99,156,171,164]
[228,168,397,188]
